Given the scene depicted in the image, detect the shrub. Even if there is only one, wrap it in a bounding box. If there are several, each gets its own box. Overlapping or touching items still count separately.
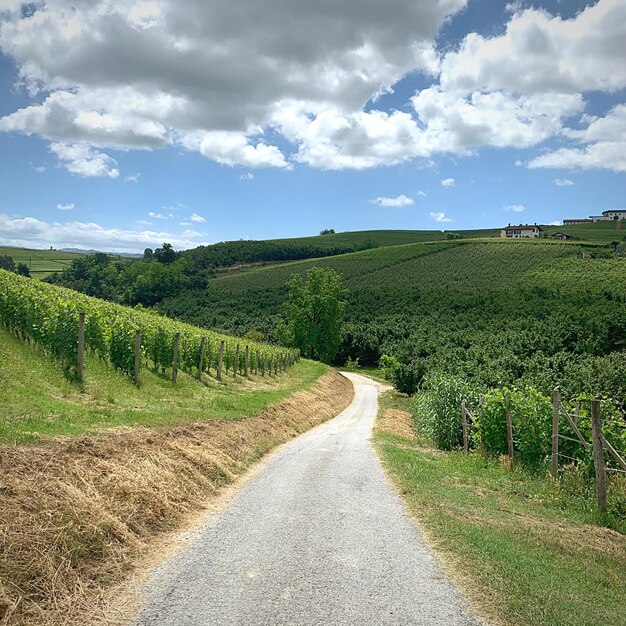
[390,359,426,395]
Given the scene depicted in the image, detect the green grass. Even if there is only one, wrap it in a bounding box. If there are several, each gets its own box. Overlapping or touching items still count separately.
[268,228,500,249]
[375,390,626,626]
[0,246,86,279]
[543,221,626,243]
[0,326,327,444]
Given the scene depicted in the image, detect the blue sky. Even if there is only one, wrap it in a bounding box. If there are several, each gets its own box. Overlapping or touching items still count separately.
[0,0,625,251]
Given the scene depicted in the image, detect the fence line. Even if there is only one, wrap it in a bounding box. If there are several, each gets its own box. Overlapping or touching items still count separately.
[459,388,626,513]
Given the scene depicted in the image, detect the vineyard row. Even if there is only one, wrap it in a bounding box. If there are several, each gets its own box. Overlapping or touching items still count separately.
[0,270,298,382]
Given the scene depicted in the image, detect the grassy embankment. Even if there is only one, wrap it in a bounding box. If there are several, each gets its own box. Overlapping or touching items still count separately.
[0,325,324,444]
[374,390,626,626]
[0,324,353,625]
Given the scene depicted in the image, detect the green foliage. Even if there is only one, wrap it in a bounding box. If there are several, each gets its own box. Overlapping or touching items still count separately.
[0,255,15,271]
[379,354,399,381]
[343,356,360,371]
[16,262,30,277]
[389,359,426,396]
[476,388,552,468]
[285,267,347,363]
[414,374,478,451]
[0,269,296,379]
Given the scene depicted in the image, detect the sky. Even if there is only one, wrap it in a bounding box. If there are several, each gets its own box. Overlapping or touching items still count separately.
[0,0,625,252]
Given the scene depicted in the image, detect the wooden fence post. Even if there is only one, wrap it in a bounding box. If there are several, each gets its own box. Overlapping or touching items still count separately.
[245,345,249,378]
[233,344,240,378]
[461,400,468,453]
[505,394,514,461]
[551,388,560,479]
[198,336,206,380]
[591,399,608,513]
[77,311,85,380]
[217,340,224,381]
[171,332,180,383]
[134,330,141,385]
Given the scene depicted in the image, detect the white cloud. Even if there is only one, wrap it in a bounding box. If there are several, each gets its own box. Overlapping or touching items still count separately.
[416,190,427,197]
[0,0,624,171]
[240,173,254,180]
[370,194,414,207]
[50,143,119,178]
[31,165,46,173]
[125,173,141,182]
[430,211,453,222]
[547,220,562,226]
[441,178,455,187]
[528,104,626,173]
[0,213,209,253]
[180,130,290,168]
[148,211,173,219]
[189,213,206,223]
[553,177,574,186]
[0,0,463,169]
[503,204,525,212]
[56,202,75,211]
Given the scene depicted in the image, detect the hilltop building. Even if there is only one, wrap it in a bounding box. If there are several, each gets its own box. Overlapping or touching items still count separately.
[501,224,542,239]
[564,210,626,224]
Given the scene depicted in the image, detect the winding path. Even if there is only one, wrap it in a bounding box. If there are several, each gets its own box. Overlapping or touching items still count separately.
[133,373,482,626]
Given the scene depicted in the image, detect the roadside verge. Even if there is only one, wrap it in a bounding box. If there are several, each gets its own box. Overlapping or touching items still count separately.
[374,389,626,626]
[0,368,353,626]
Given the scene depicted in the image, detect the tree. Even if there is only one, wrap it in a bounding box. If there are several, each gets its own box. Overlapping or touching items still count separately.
[319,228,335,235]
[143,247,154,261]
[285,267,346,363]
[0,255,15,272]
[154,242,177,265]
[16,263,31,277]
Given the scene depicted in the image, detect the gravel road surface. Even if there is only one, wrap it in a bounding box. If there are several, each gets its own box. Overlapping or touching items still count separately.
[133,373,483,626]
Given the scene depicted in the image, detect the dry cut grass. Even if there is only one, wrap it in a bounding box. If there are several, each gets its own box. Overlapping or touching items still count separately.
[0,369,353,626]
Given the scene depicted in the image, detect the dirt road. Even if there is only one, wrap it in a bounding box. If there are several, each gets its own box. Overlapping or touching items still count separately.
[133,373,482,625]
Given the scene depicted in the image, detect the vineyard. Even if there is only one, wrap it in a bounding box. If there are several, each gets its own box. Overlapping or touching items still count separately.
[0,269,297,382]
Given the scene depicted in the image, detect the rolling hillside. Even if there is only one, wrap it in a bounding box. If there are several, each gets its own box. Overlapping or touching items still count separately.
[160,237,626,401]
[0,245,86,278]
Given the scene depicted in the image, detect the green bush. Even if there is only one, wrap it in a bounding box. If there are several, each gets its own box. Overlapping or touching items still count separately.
[475,388,552,469]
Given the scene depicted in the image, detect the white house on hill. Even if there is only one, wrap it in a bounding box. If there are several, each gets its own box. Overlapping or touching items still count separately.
[501,224,542,239]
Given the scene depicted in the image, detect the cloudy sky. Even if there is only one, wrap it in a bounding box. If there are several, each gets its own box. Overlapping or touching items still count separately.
[0,0,624,251]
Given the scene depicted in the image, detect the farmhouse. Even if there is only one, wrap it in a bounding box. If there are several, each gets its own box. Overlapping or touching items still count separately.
[501,224,542,239]
[565,210,626,224]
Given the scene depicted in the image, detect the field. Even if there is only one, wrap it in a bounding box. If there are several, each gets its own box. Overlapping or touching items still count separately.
[0,245,86,278]
[268,227,499,249]
[543,220,626,242]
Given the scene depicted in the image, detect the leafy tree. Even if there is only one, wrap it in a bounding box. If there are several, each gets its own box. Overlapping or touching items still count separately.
[0,255,15,272]
[16,263,30,277]
[154,242,178,265]
[143,247,154,261]
[320,228,336,235]
[285,267,346,363]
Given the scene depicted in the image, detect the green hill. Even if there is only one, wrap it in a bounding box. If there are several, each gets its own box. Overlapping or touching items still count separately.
[543,220,626,242]
[0,245,86,278]
[160,237,626,402]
